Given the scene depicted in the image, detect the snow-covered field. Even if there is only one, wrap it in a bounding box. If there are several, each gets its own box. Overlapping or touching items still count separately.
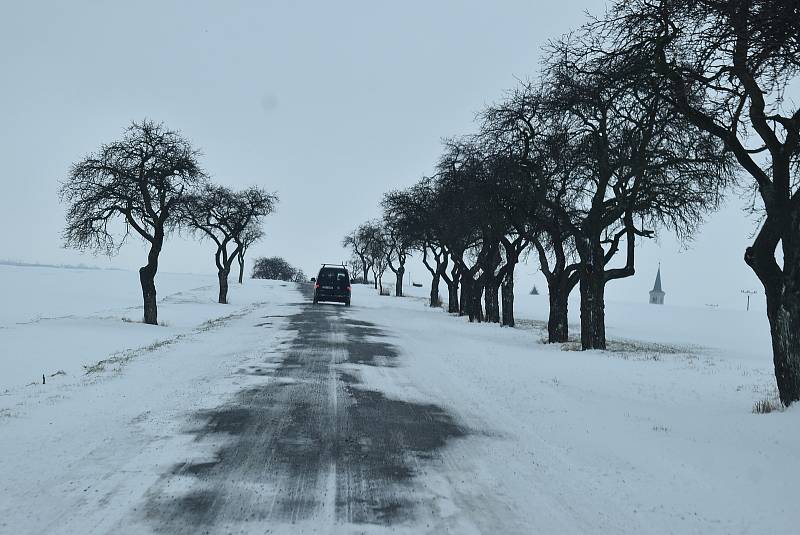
[0,266,796,534]
[354,283,796,533]
[0,265,275,392]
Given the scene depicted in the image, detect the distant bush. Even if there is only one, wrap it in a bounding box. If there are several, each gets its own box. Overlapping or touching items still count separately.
[252,256,304,282]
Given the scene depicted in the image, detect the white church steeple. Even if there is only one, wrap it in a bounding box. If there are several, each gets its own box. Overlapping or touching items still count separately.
[649,264,665,305]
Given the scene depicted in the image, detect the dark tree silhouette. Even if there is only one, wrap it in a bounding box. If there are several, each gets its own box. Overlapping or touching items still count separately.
[235,222,264,284]
[433,141,493,323]
[540,30,730,349]
[382,222,410,297]
[381,190,421,298]
[366,223,391,294]
[354,220,386,291]
[184,185,276,303]
[343,223,379,286]
[60,120,205,325]
[481,87,581,341]
[383,178,450,308]
[610,0,800,405]
[479,152,533,327]
[252,256,299,281]
[346,255,364,283]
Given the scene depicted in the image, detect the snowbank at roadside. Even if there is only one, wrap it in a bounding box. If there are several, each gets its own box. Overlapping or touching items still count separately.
[0,264,291,392]
[0,272,302,535]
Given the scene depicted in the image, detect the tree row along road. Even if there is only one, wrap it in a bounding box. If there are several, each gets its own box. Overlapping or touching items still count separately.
[144,284,467,532]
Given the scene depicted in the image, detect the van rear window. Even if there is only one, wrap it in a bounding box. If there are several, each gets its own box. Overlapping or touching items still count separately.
[318,269,348,283]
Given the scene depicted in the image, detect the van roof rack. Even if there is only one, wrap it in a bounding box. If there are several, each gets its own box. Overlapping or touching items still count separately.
[321,263,346,268]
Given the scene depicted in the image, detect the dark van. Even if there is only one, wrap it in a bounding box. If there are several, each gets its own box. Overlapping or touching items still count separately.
[312,265,351,306]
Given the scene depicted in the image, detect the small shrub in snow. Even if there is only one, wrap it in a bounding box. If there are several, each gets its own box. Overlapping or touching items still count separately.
[752,398,784,414]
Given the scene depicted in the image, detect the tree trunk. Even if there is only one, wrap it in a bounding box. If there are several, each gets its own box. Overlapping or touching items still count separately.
[237,254,245,284]
[139,235,162,325]
[547,279,570,343]
[459,272,469,316]
[445,263,460,313]
[218,268,230,304]
[767,292,800,406]
[362,259,369,285]
[747,209,800,405]
[579,259,606,350]
[501,266,515,327]
[484,280,500,323]
[430,274,441,307]
[395,266,404,297]
[139,264,158,325]
[469,280,484,323]
[447,280,459,313]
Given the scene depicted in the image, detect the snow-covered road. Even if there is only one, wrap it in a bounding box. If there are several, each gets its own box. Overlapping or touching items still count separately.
[1,278,480,534]
[145,283,468,533]
[2,269,798,534]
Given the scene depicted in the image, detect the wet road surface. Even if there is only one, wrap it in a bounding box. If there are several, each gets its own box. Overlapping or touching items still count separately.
[144,284,466,532]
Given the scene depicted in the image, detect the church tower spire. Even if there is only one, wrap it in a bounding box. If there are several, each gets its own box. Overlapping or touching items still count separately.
[649,264,665,305]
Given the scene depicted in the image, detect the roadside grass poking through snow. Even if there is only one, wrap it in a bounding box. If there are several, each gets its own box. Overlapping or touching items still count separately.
[558,338,701,364]
[121,316,170,327]
[84,337,181,374]
[83,305,264,376]
[752,397,785,414]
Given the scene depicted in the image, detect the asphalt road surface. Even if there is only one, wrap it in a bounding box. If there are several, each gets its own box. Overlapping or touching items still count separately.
[144,284,467,533]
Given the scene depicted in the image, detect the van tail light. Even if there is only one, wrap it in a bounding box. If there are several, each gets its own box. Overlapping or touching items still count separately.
[347,286,351,292]
[315,283,320,289]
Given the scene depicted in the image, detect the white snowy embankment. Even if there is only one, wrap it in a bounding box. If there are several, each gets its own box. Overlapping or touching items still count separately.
[0,265,302,534]
[0,264,280,393]
[348,282,797,534]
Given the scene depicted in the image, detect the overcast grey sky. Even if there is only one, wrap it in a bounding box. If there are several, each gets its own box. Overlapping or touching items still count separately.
[0,1,765,310]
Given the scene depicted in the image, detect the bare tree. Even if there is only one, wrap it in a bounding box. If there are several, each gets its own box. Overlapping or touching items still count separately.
[381,197,416,297]
[353,220,385,290]
[346,254,363,283]
[235,222,264,284]
[610,0,800,405]
[383,178,449,308]
[343,223,378,285]
[539,30,730,349]
[60,120,205,325]
[479,152,532,327]
[481,87,581,340]
[433,140,491,322]
[184,185,277,304]
[361,222,390,293]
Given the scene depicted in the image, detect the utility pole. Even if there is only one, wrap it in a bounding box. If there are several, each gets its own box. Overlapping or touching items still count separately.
[741,289,758,311]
